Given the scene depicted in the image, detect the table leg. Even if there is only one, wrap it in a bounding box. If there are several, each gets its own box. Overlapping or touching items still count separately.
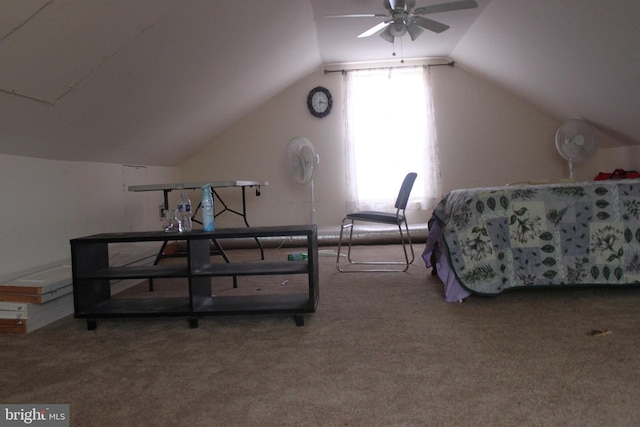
[149,185,264,292]
[240,186,265,260]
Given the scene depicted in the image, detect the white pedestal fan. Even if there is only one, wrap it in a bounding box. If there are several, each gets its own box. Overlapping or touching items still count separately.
[555,120,597,181]
[286,137,320,223]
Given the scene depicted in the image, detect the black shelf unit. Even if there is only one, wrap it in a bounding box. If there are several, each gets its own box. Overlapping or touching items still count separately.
[70,225,319,329]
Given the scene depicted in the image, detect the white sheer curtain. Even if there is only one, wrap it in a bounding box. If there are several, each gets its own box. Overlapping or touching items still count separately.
[343,65,441,213]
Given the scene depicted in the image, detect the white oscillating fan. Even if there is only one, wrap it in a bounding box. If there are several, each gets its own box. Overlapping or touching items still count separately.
[555,120,597,180]
[286,137,320,223]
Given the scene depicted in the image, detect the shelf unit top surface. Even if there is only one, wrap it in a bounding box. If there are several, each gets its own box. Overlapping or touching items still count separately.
[71,225,316,243]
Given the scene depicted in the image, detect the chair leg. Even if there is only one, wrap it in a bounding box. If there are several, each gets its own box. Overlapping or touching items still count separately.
[336,218,415,273]
[336,217,353,272]
[395,220,415,272]
[402,220,415,265]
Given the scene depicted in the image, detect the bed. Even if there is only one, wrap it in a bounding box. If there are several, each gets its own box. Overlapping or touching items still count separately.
[422,179,640,302]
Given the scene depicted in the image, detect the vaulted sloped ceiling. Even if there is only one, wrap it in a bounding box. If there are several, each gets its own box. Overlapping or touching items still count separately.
[0,0,638,167]
[0,0,322,166]
[452,0,640,147]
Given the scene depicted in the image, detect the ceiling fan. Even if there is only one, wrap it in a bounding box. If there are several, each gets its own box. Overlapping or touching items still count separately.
[328,0,478,43]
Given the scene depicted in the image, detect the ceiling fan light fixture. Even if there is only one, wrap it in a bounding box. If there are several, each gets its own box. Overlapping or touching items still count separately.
[380,26,395,43]
[406,22,424,40]
[389,20,407,37]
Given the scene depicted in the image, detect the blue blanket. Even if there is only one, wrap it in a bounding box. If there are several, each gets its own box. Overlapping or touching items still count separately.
[430,180,640,295]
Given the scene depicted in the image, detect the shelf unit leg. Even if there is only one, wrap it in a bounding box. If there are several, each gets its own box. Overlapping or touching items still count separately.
[87,319,97,331]
[188,318,199,329]
[294,314,304,327]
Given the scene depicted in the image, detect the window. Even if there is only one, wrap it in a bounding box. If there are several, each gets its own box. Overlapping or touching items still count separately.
[343,66,440,213]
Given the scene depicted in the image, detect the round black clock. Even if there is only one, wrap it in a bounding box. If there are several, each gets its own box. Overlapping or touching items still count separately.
[307,86,332,118]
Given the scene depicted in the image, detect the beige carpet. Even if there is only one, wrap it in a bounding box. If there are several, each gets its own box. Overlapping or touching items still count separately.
[2,245,640,426]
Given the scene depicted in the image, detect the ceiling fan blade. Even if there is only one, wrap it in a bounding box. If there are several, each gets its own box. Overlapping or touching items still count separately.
[407,23,424,40]
[326,13,388,18]
[411,16,449,33]
[358,21,391,38]
[414,0,478,15]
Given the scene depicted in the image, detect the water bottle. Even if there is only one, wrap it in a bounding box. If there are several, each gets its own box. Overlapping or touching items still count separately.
[287,252,308,261]
[163,209,179,232]
[201,184,215,232]
[177,192,192,232]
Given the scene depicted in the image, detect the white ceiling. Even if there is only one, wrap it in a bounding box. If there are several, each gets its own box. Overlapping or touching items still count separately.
[0,0,638,166]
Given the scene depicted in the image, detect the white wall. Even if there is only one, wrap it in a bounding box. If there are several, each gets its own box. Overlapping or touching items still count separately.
[180,67,346,228]
[432,64,565,189]
[4,61,635,278]
[0,154,179,279]
[434,65,637,187]
[181,62,605,227]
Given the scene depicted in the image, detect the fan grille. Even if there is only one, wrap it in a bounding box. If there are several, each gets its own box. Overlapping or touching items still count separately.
[555,120,597,163]
[286,137,318,184]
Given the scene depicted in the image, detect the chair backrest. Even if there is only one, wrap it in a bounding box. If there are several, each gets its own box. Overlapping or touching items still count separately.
[394,172,418,210]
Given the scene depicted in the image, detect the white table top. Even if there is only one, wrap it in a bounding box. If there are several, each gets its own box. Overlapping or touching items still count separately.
[128,180,268,192]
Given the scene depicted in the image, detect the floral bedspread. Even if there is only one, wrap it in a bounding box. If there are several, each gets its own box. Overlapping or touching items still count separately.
[431,180,640,295]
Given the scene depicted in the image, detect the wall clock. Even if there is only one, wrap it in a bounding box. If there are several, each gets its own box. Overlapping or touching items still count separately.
[307,86,332,118]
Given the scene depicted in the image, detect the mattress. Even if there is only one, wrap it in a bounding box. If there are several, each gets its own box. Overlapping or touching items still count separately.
[423,179,640,301]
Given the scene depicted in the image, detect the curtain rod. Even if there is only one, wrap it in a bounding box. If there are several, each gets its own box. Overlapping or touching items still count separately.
[324,61,454,74]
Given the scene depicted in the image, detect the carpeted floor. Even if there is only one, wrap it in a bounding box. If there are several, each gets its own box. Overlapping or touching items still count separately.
[2,244,640,426]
